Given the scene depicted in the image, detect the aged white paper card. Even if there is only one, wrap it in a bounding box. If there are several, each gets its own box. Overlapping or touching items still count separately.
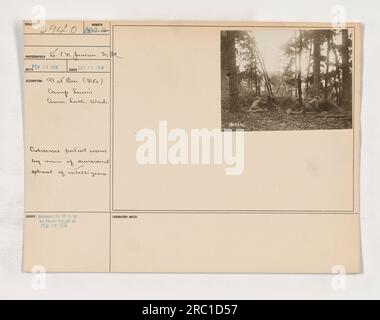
[23,21,361,273]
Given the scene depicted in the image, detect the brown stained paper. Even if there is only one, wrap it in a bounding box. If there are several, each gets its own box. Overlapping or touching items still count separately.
[23,21,362,273]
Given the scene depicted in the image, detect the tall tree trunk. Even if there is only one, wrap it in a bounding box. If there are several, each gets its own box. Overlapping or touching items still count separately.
[220,31,229,110]
[254,62,258,96]
[332,44,342,106]
[257,79,261,96]
[312,31,321,98]
[297,30,303,108]
[294,32,298,99]
[324,33,331,103]
[226,31,239,113]
[333,81,340,105]
[342,29,352,109]
[282,79,288,95]
[306,45,312,99]
[255,47,275,106]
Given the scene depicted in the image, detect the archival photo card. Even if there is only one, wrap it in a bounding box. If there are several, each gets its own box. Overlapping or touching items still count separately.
[23,21,361,273]
[221,28,354,131]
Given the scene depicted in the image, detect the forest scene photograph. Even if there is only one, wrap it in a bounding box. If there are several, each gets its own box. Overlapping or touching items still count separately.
[221,28,353,131]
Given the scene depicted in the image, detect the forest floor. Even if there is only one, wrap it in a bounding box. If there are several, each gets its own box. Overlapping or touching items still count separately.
[222,97,352,131]
[222,111,352,131]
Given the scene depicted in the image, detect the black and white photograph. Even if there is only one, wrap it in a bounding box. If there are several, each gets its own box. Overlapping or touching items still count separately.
[221,28,353,131]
